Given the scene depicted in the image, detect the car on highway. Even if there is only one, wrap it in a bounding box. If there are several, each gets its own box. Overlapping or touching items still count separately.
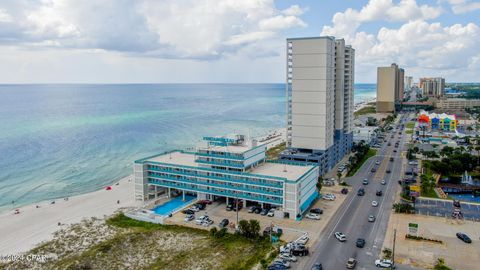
[386,169,391,174]
[376,190,383,196]
[311,263,323,270]
[371,167,377,173]
[306,213,321,220]
[375,259,395,268]
[387,142,391,146]
[375,160,381,165]
[334,232,346,242]
[371,201,379,207]
[389,157,394,162]
[381,179,386,185]
[356,238,365,248]
[346,258,357,269]
[393,150,397,153]
[357,188,365,196]
[362,179,369,185]
[456,232,472,243]
[310,208,323,214]
[368,215,376,222]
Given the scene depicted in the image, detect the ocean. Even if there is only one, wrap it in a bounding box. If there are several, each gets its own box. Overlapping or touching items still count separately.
[0,83,376,209]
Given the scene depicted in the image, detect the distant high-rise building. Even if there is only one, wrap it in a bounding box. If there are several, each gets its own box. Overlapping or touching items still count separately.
[281,36,354,176]
[376,63,404,112]
[419,77,445,98]
[405,76,413,89]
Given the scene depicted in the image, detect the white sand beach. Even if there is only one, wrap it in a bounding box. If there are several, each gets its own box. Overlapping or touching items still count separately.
[0,175,138,256]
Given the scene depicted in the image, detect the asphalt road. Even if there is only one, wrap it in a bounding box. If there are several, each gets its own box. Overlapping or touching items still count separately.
[297,113,418,270]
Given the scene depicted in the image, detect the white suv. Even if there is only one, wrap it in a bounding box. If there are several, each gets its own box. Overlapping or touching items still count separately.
[334,232,346,242]
[375,259,395,268]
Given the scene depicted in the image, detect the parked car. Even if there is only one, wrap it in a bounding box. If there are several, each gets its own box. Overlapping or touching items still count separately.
[197,200,212,205]
[219,218,229,228]
[268,265,289,270]
[279,253,297,262]
[371,201,379,207]
[194,203,206,210]
[195,215,208,225]
[248,206,257,213]
[254,207,262,214]
[334,232,346,242]
[267,209,275,217]
[323,194,335,201]
[291,246,309,256]
[182,209,195,215]
[261,208,269,215]
[362,179,369,185]
[368,215,376,222]
[341,188,348,194]
[376,190,383,196]
[356,238,365,248]
[202,218,214,227]
[311,263,323,270]
[309,208,323,214]
[346,258,357,269]
[381,179,386,185]
[357,188,365,196]
[375,259,395,268]
[226,204,233,211]
[273,259,290,268]
[456,232,472,243]
[190,205,200,212]
[297,235,309,245]
[306,213,321,220]
[184,214,195,222]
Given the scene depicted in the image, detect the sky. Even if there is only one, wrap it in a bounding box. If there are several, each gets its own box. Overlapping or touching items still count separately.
[0,0,479,83]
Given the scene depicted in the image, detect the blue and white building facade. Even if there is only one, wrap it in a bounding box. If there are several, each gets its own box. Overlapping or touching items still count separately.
[281,36,354,176]
[134,135,319,219]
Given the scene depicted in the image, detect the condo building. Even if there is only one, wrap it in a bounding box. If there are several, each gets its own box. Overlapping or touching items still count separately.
[419,77,445,98]
[134,135,319,219]
[405,76,413,90]
[280,36,354,176]
[376,63,404,112]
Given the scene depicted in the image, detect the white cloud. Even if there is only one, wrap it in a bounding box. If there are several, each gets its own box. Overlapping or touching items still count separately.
[322,0,480,82]
[0,0,307,60]
[446,0,480,14]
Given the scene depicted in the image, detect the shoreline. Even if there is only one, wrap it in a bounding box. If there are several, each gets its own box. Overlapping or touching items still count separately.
[0,175,138,255]
[0,128,287,256]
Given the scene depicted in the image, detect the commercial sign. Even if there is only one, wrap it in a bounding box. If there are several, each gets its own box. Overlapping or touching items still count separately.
[410,191,420,197]
[409,185,421,192]
[408,223,419,235]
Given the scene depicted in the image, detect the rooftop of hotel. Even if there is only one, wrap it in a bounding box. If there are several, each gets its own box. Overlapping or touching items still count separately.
[141,151,315,181]
[196,134,263,154]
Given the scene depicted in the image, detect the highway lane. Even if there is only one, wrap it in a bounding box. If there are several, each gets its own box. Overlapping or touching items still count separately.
[298,113,413,270]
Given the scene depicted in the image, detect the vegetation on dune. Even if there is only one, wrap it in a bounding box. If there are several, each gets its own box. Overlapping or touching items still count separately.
[2,213,275,270]
[434,258,453,270]
[266,142,286,160]
[354,105,376,116]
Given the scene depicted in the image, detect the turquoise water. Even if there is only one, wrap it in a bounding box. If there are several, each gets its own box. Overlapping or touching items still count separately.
[0,83,376,210]
[152,195,197,215]
[449,194,480,204]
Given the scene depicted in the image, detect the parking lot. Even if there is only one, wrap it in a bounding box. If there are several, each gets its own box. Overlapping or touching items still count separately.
[165,184,348,244]
[383,213,480,270]
[414,197,480,221]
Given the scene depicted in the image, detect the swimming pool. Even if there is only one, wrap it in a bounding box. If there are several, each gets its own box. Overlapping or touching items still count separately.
[449,194,480,204]
[152,195,197,215]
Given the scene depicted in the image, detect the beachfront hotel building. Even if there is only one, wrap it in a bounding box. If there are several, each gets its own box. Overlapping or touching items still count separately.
[134,135,319,219]
[279,36,354,176]
[376,63,405,112]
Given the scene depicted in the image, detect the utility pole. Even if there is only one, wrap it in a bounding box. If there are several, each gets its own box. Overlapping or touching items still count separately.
[391,229,397,270]
[236,193,239,229]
